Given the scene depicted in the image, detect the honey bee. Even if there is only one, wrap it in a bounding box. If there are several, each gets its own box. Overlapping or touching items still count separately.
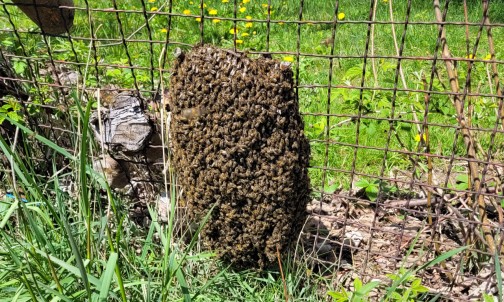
[179,107,206,120]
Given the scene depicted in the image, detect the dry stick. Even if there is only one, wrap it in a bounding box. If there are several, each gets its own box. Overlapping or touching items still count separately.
[388,0,421,132]
[463,0,473,131]
[370,0,378,89]
[385,198,437,208]
[421,75,433,226]
[463,0,470,56]
[462,0,476,199]
[481,0,504,254]
[432,0,495,254]
[482,1,504,130]
[276,245,288,302]
[486,64,498,118]
[421,72,455,281]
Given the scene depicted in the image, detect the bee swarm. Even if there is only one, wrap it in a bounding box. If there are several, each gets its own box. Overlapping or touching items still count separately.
[168,45,310,268]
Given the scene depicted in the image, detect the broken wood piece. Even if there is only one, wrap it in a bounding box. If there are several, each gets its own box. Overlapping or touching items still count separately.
[12,0,74,34]
[92,154,129,189]
[90,93,153,153]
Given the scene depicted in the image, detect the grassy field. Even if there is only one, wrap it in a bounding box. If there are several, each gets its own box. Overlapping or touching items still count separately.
[1,0,503,301]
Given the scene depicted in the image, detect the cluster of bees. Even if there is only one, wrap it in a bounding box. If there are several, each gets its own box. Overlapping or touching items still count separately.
[168,45,311,268]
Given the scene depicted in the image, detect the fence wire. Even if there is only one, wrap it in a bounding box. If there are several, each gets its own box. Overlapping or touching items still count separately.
[1,0,504,300]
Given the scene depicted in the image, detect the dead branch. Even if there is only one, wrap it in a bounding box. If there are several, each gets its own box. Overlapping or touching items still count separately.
[481,0,504,130]
[432,0,495,254]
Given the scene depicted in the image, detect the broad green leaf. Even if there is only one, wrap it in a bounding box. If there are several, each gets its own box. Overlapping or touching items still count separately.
[344,65,363,80]
[353,277,362,291]
[355,179,370,189]
[455,174,469,184]
[358,281,380,295]
[365,185,379,201]
[483,293,496,302]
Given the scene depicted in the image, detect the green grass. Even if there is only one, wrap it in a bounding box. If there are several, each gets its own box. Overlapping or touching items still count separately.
[2,0,503,191]
[1,0,504,301]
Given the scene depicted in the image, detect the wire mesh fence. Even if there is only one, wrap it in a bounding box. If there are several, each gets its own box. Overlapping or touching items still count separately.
[1,0,504,300]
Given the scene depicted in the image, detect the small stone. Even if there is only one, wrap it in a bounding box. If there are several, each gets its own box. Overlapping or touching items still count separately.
[344,231,363,248]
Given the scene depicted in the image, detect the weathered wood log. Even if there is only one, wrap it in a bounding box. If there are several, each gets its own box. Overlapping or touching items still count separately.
[89,87,169,221]
[12,0,74,34]
[90,93,153,153]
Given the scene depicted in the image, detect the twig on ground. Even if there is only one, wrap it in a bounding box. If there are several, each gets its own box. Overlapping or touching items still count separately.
[384,198,437,208]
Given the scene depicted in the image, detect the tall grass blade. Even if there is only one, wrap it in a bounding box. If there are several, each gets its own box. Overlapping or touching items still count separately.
[99,252,118,301]
[54,173,92,298]
[34,248,102,288]
[0,114,75,160]
[495,249,502,302]
[77,100,93,261]
[172,258,191,302]
[417,246,468,271]
[0,199,18,229]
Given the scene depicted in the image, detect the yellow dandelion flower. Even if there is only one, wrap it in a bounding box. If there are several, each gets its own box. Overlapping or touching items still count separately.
[190,1,193,4]
[209,9,218,15]
[278,21,284,25]
[264,10,274,15]
[283,56,295,62]
[337,12,345,20]
[236,39,244,44]
[200,3,207,8]
[183,9,191,15]
[253,31,256,35]
[246,15,252,20]
[239,7,246,13]
[484,54,492,60]
[243,0,251,3]
[148,0,155,2]
[150,7,158,11]
[241,32,249,37]
[261,3,269,8]
[222,0,229,2]
[229,28,238,34]
[245,22,253,28]
[195,17,202,22]
[160,28,168,33]
[383,0,388,2]
[414,133,427,142]
[213,18,221,23]
[465,54,475,59]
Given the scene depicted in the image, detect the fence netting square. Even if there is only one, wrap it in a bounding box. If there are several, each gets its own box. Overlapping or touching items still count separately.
[1,0,504,300]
